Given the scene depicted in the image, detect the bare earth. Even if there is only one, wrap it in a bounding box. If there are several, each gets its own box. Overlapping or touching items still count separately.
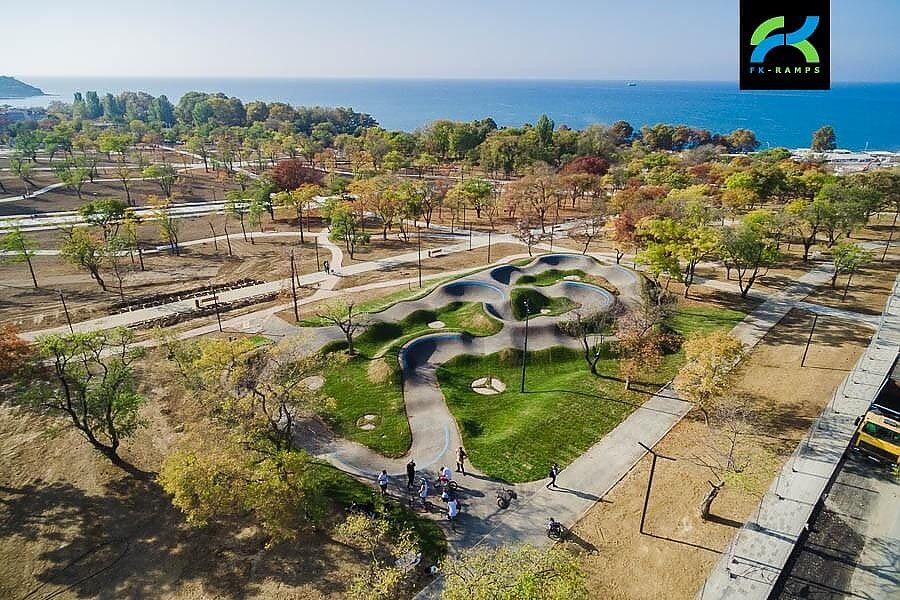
[571,310,871,600]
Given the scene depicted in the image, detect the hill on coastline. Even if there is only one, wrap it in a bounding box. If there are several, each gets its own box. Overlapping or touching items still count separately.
[0,76,45,99]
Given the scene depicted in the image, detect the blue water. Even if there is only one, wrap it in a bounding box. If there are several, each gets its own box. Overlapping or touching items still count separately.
[5,77,899,150]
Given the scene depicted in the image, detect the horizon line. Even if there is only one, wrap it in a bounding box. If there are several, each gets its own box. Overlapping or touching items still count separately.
[8,74,900,85]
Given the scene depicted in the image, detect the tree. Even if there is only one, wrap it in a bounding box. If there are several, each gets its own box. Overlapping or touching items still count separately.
[785,198,826,262]
[719,210,781,298]
[514,220,542,256]
[614,301,671,390]
[636,218,718,297]
[673,330,745,425]
[151,197,181,255]
[158,337,332,542]
[21,328,146,463]
[559,302,623,376]
[105,236,131,300]
[10,153,36,196]
[142,163,178,198]
[505,169,562,233]
[275,183,322,243]
[112,163,136,205]
[448,178,494,219]
[55,162,90,200]
[328,200,369,258]
[316,300,368,354]
[78,197,129,239]
[272,158,323,191]
[568,196,607,254]
[1,227,39,288]
[695,403,760,520]
[334,513,420,600]
[441,544,587,600]
[811,126,837,152]
[560,156,610,177]
[0,324,31,379]
[60,228,107,290]
[830,241,870,291]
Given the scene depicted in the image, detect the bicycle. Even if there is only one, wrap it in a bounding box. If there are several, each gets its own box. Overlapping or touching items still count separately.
[496,488,517,509]
[547,519,566,540]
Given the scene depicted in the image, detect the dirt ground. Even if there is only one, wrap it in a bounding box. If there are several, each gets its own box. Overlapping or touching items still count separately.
[335,242,527,289]
[571,310,872,600]
[0,350,379,600]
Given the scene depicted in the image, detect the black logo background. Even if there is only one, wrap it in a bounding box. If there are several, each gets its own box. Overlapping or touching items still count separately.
[740,0,830,90]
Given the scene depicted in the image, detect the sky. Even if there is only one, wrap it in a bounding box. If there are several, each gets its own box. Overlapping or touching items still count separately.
[2,0,898,80]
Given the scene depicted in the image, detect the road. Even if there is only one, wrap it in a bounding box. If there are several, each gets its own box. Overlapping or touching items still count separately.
[772,452,899,600]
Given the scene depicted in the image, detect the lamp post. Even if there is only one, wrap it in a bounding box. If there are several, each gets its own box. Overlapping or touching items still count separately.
[520,298,530,393]
[417,224,423,288]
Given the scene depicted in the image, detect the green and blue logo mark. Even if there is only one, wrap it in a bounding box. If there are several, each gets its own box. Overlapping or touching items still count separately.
[750,16,820,64]
[740,1,830,91]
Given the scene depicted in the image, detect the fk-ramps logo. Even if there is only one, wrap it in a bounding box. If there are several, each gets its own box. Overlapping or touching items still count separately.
[740,0,830,90]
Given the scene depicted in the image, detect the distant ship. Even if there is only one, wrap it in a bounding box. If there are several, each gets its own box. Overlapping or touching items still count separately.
[626,82,637,87]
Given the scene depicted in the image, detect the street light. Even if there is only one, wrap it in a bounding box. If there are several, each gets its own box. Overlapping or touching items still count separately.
[520,297,530,393]
[417,224,423,288]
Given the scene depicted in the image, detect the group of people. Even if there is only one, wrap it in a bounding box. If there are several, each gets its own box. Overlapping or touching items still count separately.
[375,447,470,532]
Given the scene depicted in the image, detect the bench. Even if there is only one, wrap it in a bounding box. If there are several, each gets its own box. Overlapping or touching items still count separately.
[427,248,444,258]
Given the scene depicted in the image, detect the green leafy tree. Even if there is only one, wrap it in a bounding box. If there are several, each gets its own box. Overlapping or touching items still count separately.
[55,162,91,200]
[441,544,587,600]
[719,211,781,298]
[60,228,107,290]
[637,218,719,297]
[449,177,494,219]
[830,241,871,290]
[21,328,146,462]
[151,197,181,255]
[142,163,178,198]
[811,126,837,152]
[329,201,369,258]
[78,197,129,239]
[10,153,36,196]
[1,226,39,288]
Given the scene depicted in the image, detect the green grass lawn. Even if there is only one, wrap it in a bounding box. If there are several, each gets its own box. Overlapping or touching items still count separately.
[514,269,587,287]
[509,287,578,320]
[318,302,501,457]
[436,305,748,482]
[353,302,502,358]
[319,347,411,457]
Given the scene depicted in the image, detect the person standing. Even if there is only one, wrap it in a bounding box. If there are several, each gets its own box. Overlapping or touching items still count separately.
[323,260,330,275]
[418,477,430,508]
[377,470,389,496]
[447,497,460,531]
[546,463,559,489]
[406,459,416,489]
[456,446,468,475]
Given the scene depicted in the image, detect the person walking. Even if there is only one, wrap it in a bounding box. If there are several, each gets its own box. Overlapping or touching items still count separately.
[546,463,559,489]
[406,459,416,489]
[418,477,430,509]
[447,497,460,532]
[323,260,330,275]
[456,446,468,475]
[377,470,389,496]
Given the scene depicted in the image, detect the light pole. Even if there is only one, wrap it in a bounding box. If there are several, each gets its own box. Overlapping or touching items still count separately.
[520,298,530,393]
[638,441,675,534]
[417,224,423,288]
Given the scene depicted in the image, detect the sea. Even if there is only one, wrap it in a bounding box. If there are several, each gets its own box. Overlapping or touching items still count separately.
[4,77,899,151]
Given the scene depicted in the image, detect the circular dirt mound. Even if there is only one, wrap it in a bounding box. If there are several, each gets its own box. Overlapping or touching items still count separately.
[356,414,380,431]
[301,375,325,391]
[428,320,446,329]
[471,376,507,395]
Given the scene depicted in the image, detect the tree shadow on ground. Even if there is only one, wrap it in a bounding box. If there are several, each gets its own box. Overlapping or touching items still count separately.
[0,476,355,599]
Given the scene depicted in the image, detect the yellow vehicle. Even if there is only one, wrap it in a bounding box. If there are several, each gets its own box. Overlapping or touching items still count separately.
[852,371,900,464]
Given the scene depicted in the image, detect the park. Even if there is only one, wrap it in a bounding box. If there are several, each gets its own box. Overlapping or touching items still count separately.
[1,88,899,600]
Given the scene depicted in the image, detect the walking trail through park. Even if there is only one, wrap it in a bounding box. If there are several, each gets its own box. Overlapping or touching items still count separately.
[18,218,892,598]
